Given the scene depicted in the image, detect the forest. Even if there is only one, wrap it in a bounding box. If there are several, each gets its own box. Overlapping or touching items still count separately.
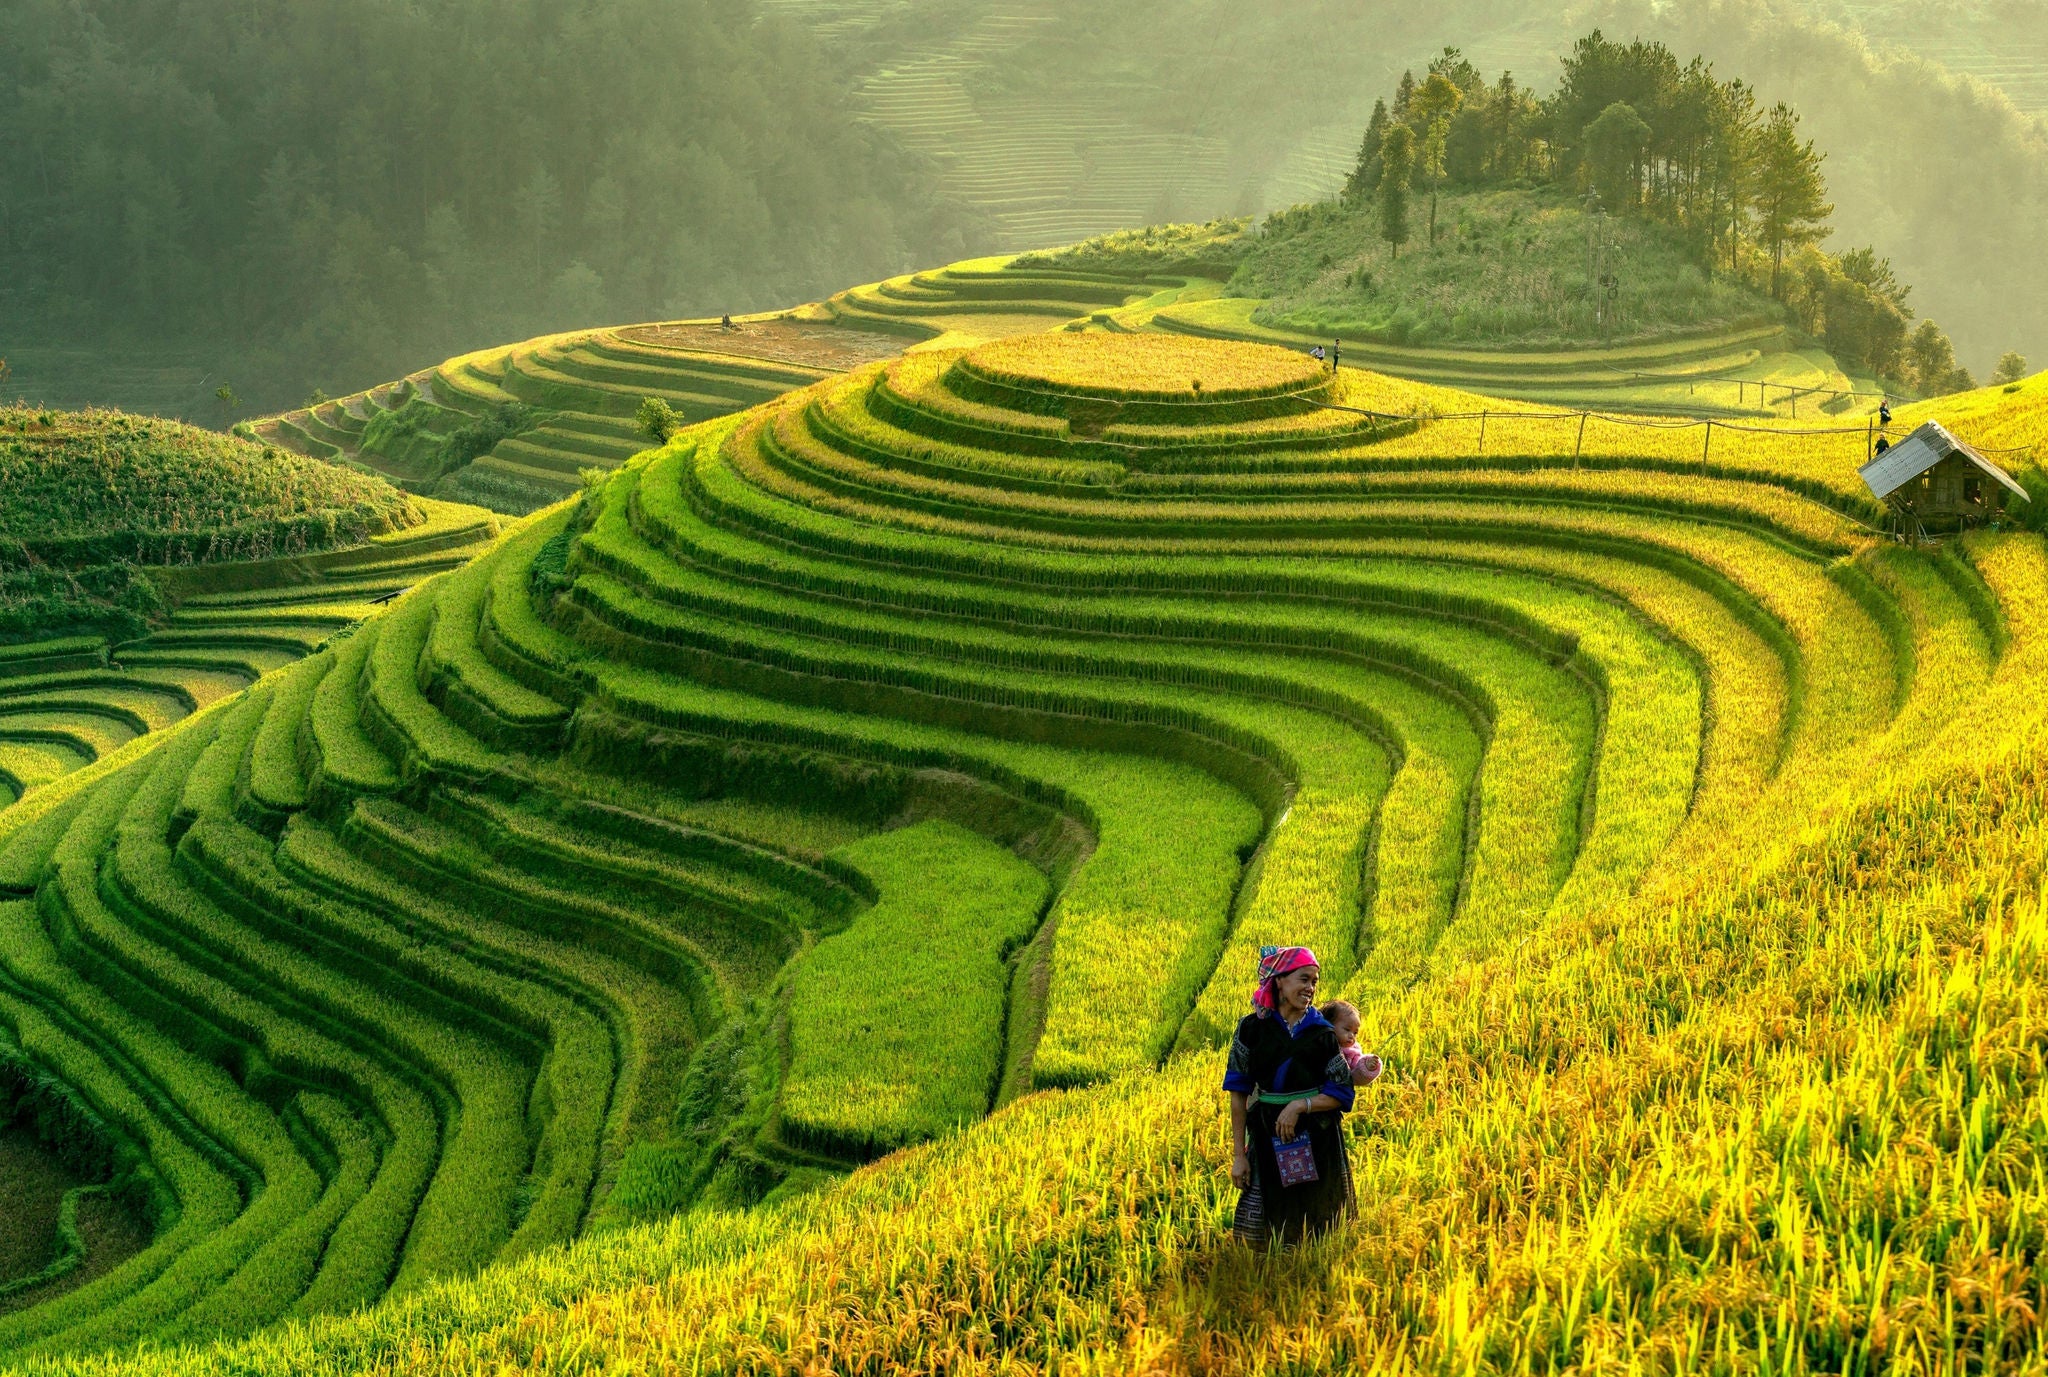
[0,0,975,415]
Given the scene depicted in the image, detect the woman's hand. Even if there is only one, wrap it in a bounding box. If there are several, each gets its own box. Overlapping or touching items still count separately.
[1275,1100,1303,1142]
[1230,1148,1251,1190]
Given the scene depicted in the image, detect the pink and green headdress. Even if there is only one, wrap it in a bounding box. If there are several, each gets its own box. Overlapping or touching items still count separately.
[1252,945,1320,1012]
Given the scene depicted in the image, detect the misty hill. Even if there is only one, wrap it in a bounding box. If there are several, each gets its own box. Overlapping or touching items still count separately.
[760,0,2048,378]
[0,0,975,419]
[5,0,2042,417]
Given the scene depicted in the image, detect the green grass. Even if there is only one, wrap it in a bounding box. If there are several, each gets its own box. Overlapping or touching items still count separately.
[1232,189,1783,349]
[0,407,410,560]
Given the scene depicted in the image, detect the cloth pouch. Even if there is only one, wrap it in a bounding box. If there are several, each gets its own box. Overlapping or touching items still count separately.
[1272,1132,1319,1187]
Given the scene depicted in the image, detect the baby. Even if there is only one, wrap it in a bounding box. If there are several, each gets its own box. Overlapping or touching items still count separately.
[1321,999,1384,1086]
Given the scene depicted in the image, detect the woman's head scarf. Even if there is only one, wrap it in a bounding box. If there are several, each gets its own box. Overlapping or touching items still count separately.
[1252,945,1320,1012]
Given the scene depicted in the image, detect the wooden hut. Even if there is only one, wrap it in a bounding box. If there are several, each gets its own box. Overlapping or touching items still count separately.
[1858,420,2030,535]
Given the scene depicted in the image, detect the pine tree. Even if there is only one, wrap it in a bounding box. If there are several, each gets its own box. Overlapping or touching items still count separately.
[1753,103,1832,299]
[1343,101,1391,201]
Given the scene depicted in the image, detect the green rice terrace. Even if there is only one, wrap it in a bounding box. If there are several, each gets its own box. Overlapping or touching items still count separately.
[0,408,501,814]
[3,317,2048,1371]
[252,221,1895,518]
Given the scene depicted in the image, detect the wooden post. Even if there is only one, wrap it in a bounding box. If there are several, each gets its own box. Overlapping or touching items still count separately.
[1478,411,1487,456]
[1574,411,1589,467]
[1867,418,1874,461]
[1701,419,1712,476]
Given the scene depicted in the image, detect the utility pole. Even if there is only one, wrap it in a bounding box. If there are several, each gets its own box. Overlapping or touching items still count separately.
[1584,187,1614,336]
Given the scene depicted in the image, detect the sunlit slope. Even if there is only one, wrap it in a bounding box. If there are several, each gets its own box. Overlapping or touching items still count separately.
[252,259,1205,514]
[252,242,1897,525]
[6,336,2047,1366]
[1152,294,1882,418]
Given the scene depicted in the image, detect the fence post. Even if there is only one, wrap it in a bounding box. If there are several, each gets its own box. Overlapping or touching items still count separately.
[1574,412,1589,468]
[1867,418,1874,462]
[1478,411,1487,456]
[1701,419,1712,476]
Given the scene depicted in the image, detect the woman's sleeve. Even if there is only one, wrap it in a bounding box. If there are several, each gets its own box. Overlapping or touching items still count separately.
[1222,1022,1255,1093]
[1320,1049,1356,1111]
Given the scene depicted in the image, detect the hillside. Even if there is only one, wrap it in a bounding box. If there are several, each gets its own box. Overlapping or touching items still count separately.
[0,407,413,642]
[744,0,2048,381]
[251,239,1909,514]
[0,0,972,420]
[0,316,2045,1365]
[0,407,502,813]
[1229,190,1783,350]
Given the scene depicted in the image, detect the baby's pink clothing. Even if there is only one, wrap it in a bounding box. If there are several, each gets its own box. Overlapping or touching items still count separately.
[1341,1044,1384,1085]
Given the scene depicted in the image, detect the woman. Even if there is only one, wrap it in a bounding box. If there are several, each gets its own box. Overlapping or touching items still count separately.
[1222,945,1355,1248]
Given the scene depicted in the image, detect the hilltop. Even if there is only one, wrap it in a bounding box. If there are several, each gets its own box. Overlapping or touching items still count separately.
[0,406,502,813]
[1229,188,1779,349]
[0,408,414,644]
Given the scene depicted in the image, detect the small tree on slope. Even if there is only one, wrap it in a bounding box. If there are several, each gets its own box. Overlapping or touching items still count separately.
[1412,72,1463,246]
[1378,124,1416,260]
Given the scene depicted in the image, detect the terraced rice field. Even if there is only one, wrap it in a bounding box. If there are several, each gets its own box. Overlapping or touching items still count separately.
[0,501,499,812]
[1153,294,1882,417]
[251,325,876,516]
[257,251,1880,525]
[1834,2,2048,116]
[7,315,2048,1369]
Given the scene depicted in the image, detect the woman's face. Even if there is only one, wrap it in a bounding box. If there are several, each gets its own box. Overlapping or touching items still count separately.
[1274,965,1319,1012]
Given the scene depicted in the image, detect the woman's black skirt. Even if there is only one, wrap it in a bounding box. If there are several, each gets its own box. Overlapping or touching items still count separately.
[1232,1107,1354,1249]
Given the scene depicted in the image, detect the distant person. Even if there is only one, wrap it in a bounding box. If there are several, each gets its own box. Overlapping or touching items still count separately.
[1222,945,1358,1249]
[1875,436,1891,455]
[1310,345,1326,363]
[1879,399,1892,427]
[1320,999,1384,1086]
[721,313,735,330]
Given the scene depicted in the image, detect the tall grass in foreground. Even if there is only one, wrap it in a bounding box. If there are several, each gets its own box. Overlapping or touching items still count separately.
[28,531,2047,1373]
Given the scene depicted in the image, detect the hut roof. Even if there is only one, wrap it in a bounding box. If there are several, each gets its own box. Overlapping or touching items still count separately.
[1859,420,2030,503]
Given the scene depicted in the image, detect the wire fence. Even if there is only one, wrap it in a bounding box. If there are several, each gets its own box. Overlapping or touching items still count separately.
[1594,364,1889,413]
[1310,397,2037,473]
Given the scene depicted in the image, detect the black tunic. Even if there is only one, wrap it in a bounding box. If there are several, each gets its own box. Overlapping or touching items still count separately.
[1222,1007,1355,1247]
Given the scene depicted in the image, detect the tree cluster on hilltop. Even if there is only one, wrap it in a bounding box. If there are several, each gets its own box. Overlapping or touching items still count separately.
[1341,32,1980,395]
[0,0,976,415]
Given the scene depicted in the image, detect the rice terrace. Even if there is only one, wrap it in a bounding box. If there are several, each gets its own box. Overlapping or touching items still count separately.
[5,4,2048,1372]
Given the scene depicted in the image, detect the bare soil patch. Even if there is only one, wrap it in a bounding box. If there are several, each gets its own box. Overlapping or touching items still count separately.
[617,320,909,371]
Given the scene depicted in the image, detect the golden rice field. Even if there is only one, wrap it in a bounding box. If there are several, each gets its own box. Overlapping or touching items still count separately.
[2,324,2046,1375]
